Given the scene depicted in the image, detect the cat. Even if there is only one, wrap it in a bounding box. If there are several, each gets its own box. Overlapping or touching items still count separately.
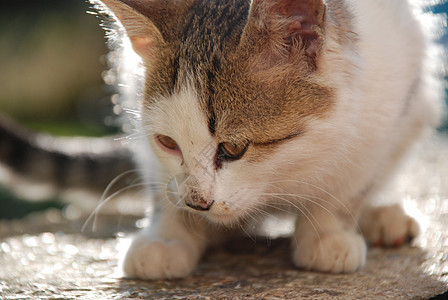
[88,0,446,279]
[0,0,442,280]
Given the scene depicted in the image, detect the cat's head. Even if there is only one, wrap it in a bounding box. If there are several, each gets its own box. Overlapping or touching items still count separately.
[96,0,353,225]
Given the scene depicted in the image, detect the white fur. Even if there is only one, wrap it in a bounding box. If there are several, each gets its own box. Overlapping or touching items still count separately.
[121,0,444,279]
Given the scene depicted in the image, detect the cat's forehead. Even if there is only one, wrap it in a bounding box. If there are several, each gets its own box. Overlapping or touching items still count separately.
[177,0,251,69]
[144,0,251,101]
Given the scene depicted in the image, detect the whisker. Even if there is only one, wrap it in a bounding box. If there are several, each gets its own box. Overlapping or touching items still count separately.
[263,192,336,225]
[263,179,361,232]
[90,169,143,231]
[100,169,141,203]
[239,218,257,243]
[267,194,321,241]
[82,182,149,233]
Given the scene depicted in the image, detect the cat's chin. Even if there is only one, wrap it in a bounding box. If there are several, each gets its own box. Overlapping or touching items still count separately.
[200,211,241,226]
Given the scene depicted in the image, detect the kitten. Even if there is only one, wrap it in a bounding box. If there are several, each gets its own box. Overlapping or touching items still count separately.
[101,0,443,279]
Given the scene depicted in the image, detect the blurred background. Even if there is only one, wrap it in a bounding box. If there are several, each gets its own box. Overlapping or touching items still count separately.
[0,0,447,219]
[0,0,117,136]
[0,0,117,219]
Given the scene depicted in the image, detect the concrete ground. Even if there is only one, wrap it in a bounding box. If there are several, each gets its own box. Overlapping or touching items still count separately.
[1,133,447,299]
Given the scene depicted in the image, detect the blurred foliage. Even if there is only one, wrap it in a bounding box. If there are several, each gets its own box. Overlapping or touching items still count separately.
[442,89,448,132]
[0,0,114,136]
[0,1,114,218]
[21,119,115,137]
[0,187,63,220]
[434,2,448,131]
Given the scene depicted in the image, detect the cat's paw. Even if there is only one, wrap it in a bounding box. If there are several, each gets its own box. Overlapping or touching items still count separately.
[122,236,199,280]
[292,231,366,273]
[360,204,419,247]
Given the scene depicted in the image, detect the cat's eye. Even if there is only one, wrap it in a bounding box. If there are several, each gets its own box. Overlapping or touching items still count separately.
[218,142,248,160]
[156,135,179,150]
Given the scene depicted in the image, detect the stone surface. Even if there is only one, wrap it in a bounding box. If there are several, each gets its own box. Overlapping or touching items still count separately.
[1,133,448,299]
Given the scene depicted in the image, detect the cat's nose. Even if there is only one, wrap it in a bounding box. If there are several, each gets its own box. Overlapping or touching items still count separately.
[186,197,214,211]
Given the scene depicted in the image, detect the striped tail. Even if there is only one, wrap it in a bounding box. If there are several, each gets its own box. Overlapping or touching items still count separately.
[0,115,135,196]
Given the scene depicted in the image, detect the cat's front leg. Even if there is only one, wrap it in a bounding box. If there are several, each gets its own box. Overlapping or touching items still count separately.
[122,206,209,280]
[292,207,366,273]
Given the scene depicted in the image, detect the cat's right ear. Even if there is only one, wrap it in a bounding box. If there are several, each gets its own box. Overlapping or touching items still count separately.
[239,0,326,72]
[93,0,165,61]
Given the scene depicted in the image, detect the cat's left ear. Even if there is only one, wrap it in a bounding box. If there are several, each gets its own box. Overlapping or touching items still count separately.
[240,0,326,71]
[95,0,165,61]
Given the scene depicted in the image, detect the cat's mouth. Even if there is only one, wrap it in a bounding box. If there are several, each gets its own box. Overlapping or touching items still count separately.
[182,198,240,225]
[165,175,250,225]
[168,192,242,225]
[184,199,214,211]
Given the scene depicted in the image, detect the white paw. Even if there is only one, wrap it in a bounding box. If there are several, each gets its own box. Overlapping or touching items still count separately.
[360,204,419,247]
[122,236,198,280]
[292,231,366,273]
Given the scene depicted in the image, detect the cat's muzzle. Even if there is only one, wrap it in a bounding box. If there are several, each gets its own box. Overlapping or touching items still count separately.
[166,173,214,211]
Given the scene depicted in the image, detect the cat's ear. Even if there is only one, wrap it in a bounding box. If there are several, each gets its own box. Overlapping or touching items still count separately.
[240,0,326,71]
[95,0,169,60]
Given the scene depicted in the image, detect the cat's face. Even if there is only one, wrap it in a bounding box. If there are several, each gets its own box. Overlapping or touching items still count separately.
[98,0,338,224]
[145,82,333,225]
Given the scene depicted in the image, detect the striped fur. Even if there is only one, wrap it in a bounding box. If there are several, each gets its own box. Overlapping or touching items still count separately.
[0,115,134,195]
